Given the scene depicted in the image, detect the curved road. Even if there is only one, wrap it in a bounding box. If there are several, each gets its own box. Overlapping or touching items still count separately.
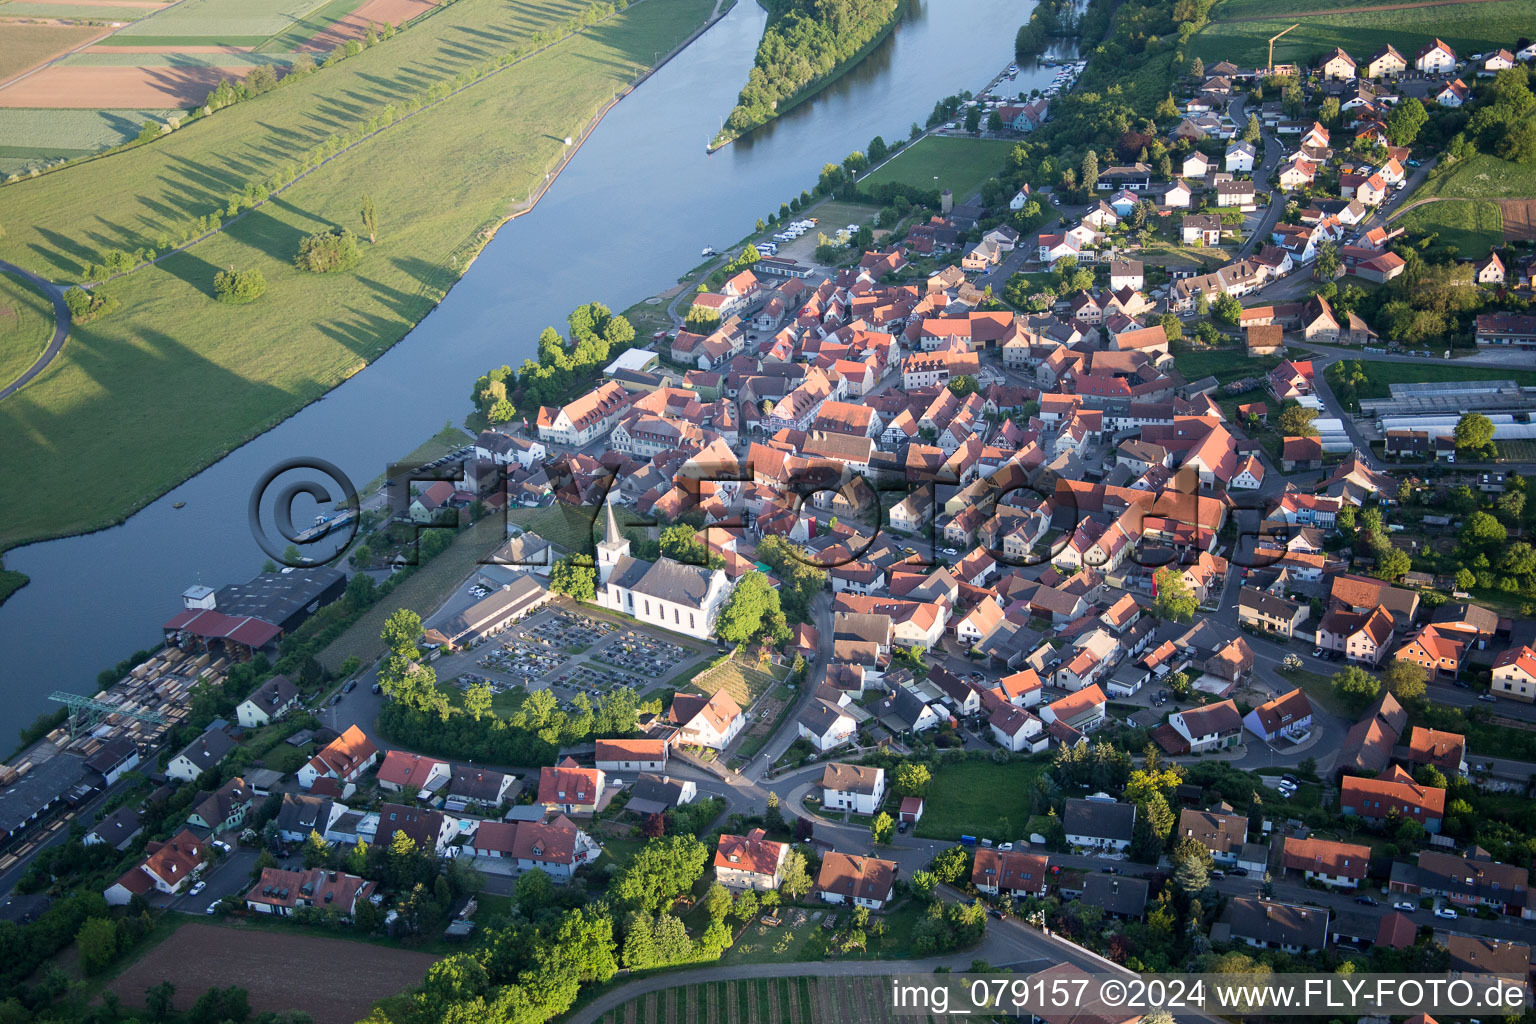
[0,261,70,402]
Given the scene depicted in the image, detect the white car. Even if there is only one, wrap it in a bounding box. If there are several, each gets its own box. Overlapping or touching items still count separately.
[189,880,207,896]
[1434,906,1458,920]
[212,839,231,853]
[1393,901,1416,911]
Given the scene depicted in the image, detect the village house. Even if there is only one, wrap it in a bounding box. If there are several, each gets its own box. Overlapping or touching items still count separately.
[1282,837,1371,888]
[815,852,897,910]
[1243,687,1314,743]
[1168,699,1243,754]
[1341,764,1445,832]
[537,757,605,815]
[714,828,787,890]
[972,849,1051,898]
[1063,797,1136,854]
[235,674,300,728]
[821,762,886,814]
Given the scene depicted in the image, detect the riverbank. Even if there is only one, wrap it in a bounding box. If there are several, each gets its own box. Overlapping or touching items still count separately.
[0,0,725,559]
[708,0,903,151]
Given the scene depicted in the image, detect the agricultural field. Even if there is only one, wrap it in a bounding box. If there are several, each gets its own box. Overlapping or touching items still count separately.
[0,272,54,389]
[1412,152,1536,202]
[592,975,940,1024]
[0,63,258,107]
[0,2,164,19]
[108,923,438,1024]
[1189,0,1534,66]
[861,135,1016,202]
[1396,199,1504,251]
[912,758,1048,842]
[110,0,341,41]
[689,656,781,707]
[0,0,718,552]
[0,23,106,84]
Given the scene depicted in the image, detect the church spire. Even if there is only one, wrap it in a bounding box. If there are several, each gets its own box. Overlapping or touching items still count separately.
[603,493,621,547]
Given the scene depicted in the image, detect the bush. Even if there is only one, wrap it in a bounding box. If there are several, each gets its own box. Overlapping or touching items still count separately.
[62,285,119,324]
[213,268,267,304]
[293,228,362,273]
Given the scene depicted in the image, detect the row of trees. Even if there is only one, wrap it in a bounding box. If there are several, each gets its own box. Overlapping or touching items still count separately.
[471,301,637,421]
[716,0,903,144]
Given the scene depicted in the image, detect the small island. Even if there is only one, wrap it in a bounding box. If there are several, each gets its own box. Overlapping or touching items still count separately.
[711,0,903,150]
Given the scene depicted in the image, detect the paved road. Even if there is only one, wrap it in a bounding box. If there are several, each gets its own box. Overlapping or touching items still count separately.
[0,261,70,402]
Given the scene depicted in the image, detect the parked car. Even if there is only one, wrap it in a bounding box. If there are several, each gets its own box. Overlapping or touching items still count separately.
[212,839,231,853]
[1230,867,1248,877]
[1393,901,1416,911]
[1435,906,1458,919]
[205,903,219,915]
[1311,647,1324,658]
[1479,693,1498,703]
[329,693,342,706]
[1454,680,1471,689]
[342,680,357,693]
[1281,774,1299,787]
[1355,896,1378,906]
[999,842,1014,851]
[371,682,382,694]
[189,881,207,896]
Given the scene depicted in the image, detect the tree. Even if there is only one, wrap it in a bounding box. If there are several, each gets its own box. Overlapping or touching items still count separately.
[1382,657,1427,702]
[931,846,971,885]
[1315,240,1340,281]
[550,554,596,601]
[1331,665,1381,714]
[715,572,788,646]
[1373,545,1411,582]
[1463,511,1507,548]
[515,867,555,918]
[303,828,330,868]
[1242,113,1261,144]
[463,678,494,721]
[704,882,732,922]
[910,870,938,901]
[1386,98,1428,147]
[871,812,895,845]
[1189,56,1204,78]
[964,104,982,133]
[893,762,931,796]
[1277,402,1318,437]
[1212,292,1243,325]
[213,267,266,304]
[947,374,978,396]
[684,305,721,332]
[1080,149,1099,195]
[145,982,177,1022]
[381,607,424,658]
[76,917,119,975]
[1454,413,1495,454]
[1152,566,1197,622]
[1171,836,1213,896]
[294,228,362,273]
[779,848,811,898]
[360,194,378,243]
[1159,313,1183,343]
[732,888,759,923]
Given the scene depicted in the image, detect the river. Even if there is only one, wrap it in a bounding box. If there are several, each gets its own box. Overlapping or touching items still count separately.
[1,0,1062,722]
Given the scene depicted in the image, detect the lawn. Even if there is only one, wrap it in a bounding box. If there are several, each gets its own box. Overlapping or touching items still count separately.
[1188,0,1536,66]
[1171,344,1279,386]
[1331,359,1536,401]
[1412,151,1536,202]
[0,0,719,553]
[861,135,1016,203]
[912,758,1048,842]
[0,23,104,83]
[316,514,508,672]
[0,270,54,391]
[1396,200,1504,253]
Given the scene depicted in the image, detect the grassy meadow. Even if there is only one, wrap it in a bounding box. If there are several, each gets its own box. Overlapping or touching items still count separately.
[0,271,54,389]
[1412,151,1536,202]
[1189,0,1536,66]
[861,135,1015,202]
[0,0,718,552]
[1396,199,1504,252]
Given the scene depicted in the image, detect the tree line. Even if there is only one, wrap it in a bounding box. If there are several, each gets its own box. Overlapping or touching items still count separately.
[470,301,637,425]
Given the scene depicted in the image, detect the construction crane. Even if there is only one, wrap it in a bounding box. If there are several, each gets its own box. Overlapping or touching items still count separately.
[1267,23,1300,76]
[48,691,167,740]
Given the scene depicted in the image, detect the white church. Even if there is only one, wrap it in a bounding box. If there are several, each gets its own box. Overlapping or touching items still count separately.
[596,500,734,641]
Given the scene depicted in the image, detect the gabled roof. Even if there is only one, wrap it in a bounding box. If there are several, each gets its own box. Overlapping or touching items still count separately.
[1282,836,1370,879]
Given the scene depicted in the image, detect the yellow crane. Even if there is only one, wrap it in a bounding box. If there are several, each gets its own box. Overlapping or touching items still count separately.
[1267,23,1300,75]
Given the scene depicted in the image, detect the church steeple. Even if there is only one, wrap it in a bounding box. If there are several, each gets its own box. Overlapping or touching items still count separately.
[595,493,630,584]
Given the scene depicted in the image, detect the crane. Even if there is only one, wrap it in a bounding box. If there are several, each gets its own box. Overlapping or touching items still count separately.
[1267,23,1300,76]
[48,691,167,739]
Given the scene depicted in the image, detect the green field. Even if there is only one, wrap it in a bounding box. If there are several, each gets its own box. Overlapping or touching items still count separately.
[861,135,1016,203]
[1209,0,1413,18]
[0,2,160,18]
[0,108,181,174]
[0,272,53,390]
[1396,199,1504,251]
[0,23,102,82]
[1411,151,1536,201]
[1171,344,1280,385]
[690,656,780,707]
[912,758,1048,842]
[1189,0,1536,66]
[113,0,333,38]
[1333,359,1536,400]
[0,0,718,552]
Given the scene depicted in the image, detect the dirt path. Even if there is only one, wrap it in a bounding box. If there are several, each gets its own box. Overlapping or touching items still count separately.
[1221,0,1503,20]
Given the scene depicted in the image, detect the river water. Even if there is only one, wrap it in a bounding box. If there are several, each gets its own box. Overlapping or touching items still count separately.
[1,0,1058,721]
